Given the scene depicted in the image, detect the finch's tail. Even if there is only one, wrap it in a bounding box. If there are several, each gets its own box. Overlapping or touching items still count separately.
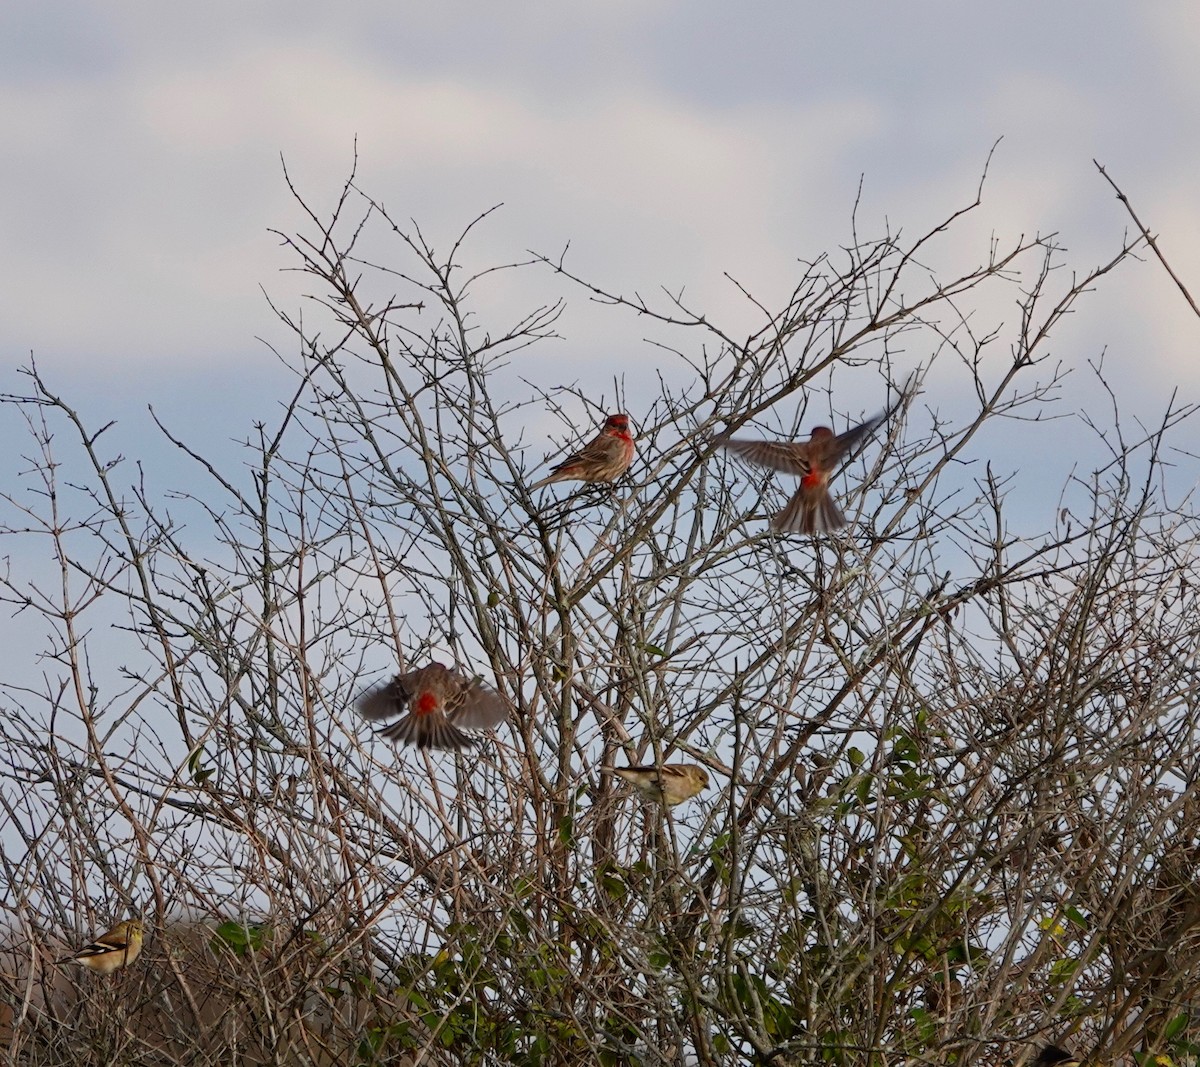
[773,486,846,534]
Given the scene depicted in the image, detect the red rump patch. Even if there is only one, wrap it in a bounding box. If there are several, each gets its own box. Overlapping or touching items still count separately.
[801,470,825,489]
[414,692,439,716]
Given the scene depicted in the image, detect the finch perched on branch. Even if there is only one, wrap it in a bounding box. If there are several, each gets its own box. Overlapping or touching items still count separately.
[613,764,710,807]
[529,413,636,488]
[356,662,510,751]
[717,401,898,534]
[57,919,143,975]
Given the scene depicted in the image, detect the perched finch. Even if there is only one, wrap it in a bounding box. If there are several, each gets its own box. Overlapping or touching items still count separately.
[57,919,143,975]
[613,764,710,807]
[530,413,636,488]
[355,661,510,751]
[717,407,894,534]
[1033,1049,1082,1067]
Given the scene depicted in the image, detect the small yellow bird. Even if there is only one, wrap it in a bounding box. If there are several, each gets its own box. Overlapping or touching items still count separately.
[1033,1047,1082,1067]
[57,919,144,975]
[613,764,710,807]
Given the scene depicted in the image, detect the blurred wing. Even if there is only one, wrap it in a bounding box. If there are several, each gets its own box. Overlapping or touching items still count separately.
[828,411,887,464]
[718,437,811,475]
[447,678,511,732]
[354,678,410,722]
[829,377,914,466]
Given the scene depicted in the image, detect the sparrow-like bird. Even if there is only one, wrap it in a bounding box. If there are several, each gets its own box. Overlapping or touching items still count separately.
[356,661,510,751]
[613,763,710,807]
[530,413,636,488]
[717,406,895,534]
[1033,1047,1082,1067]
[57,919,143,975]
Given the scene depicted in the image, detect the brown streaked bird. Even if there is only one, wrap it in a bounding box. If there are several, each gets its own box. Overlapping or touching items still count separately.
[57,919,143,975]
[356,661,510,751]
[1033,1048,1082,1067]
[717,405,896,534]
[613,763,710,807]
[530,413,636,488]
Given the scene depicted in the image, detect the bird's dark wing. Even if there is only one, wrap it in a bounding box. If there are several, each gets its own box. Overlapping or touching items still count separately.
[829,375,915,464]
[354,677,412,722]
[828,412,887,464]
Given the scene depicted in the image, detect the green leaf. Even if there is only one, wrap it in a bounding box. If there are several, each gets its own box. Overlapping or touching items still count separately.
[598,863,628,902]
[1164,1013,1189,1041]
[187,746,212,784]
[210,920,270,957]
[1048,957,1078,983]
[910,1006,937,1042]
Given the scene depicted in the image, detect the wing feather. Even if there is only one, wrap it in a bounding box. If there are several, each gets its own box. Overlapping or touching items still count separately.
[717,438,811,475]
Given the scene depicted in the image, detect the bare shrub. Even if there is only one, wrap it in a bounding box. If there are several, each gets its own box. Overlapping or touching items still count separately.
[2,158,1198,1066]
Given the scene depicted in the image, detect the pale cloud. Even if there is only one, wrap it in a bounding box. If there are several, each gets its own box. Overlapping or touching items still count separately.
[0,0,1195,426]
[0,35,887,378]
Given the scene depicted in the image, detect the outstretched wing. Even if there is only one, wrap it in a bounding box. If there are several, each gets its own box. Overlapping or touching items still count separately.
[717,437,811,475]
[828,376,914,466]
[447,676,511,731]
[354,677,412,722]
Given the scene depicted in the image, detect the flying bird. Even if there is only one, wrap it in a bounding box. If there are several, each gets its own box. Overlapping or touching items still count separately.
[717,403,898,534]
[530,413,636,488]
[356,661,510,751]
[613,763,710,807]
[57,919,143,975]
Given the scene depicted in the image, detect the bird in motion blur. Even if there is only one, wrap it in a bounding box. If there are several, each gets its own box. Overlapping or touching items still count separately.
[717,404,897,534]
[530,413,636,488]
[356,661,510,751]
[1032,1047,1082,1067]
[613,763,710,807]
[57,919,143,975]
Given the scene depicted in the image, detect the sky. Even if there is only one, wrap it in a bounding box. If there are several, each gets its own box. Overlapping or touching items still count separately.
[1,1,1198,598]
[2,0,1200,957]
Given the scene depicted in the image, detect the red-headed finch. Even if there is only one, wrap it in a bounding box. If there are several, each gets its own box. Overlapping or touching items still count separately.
[717,408,893,534]
[613,764,710,807]
[57,919,143,975]
[530,413,636,488]
[356,662,510,751]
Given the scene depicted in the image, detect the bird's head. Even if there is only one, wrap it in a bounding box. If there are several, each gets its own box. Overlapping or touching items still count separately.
[605,414,633,436]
